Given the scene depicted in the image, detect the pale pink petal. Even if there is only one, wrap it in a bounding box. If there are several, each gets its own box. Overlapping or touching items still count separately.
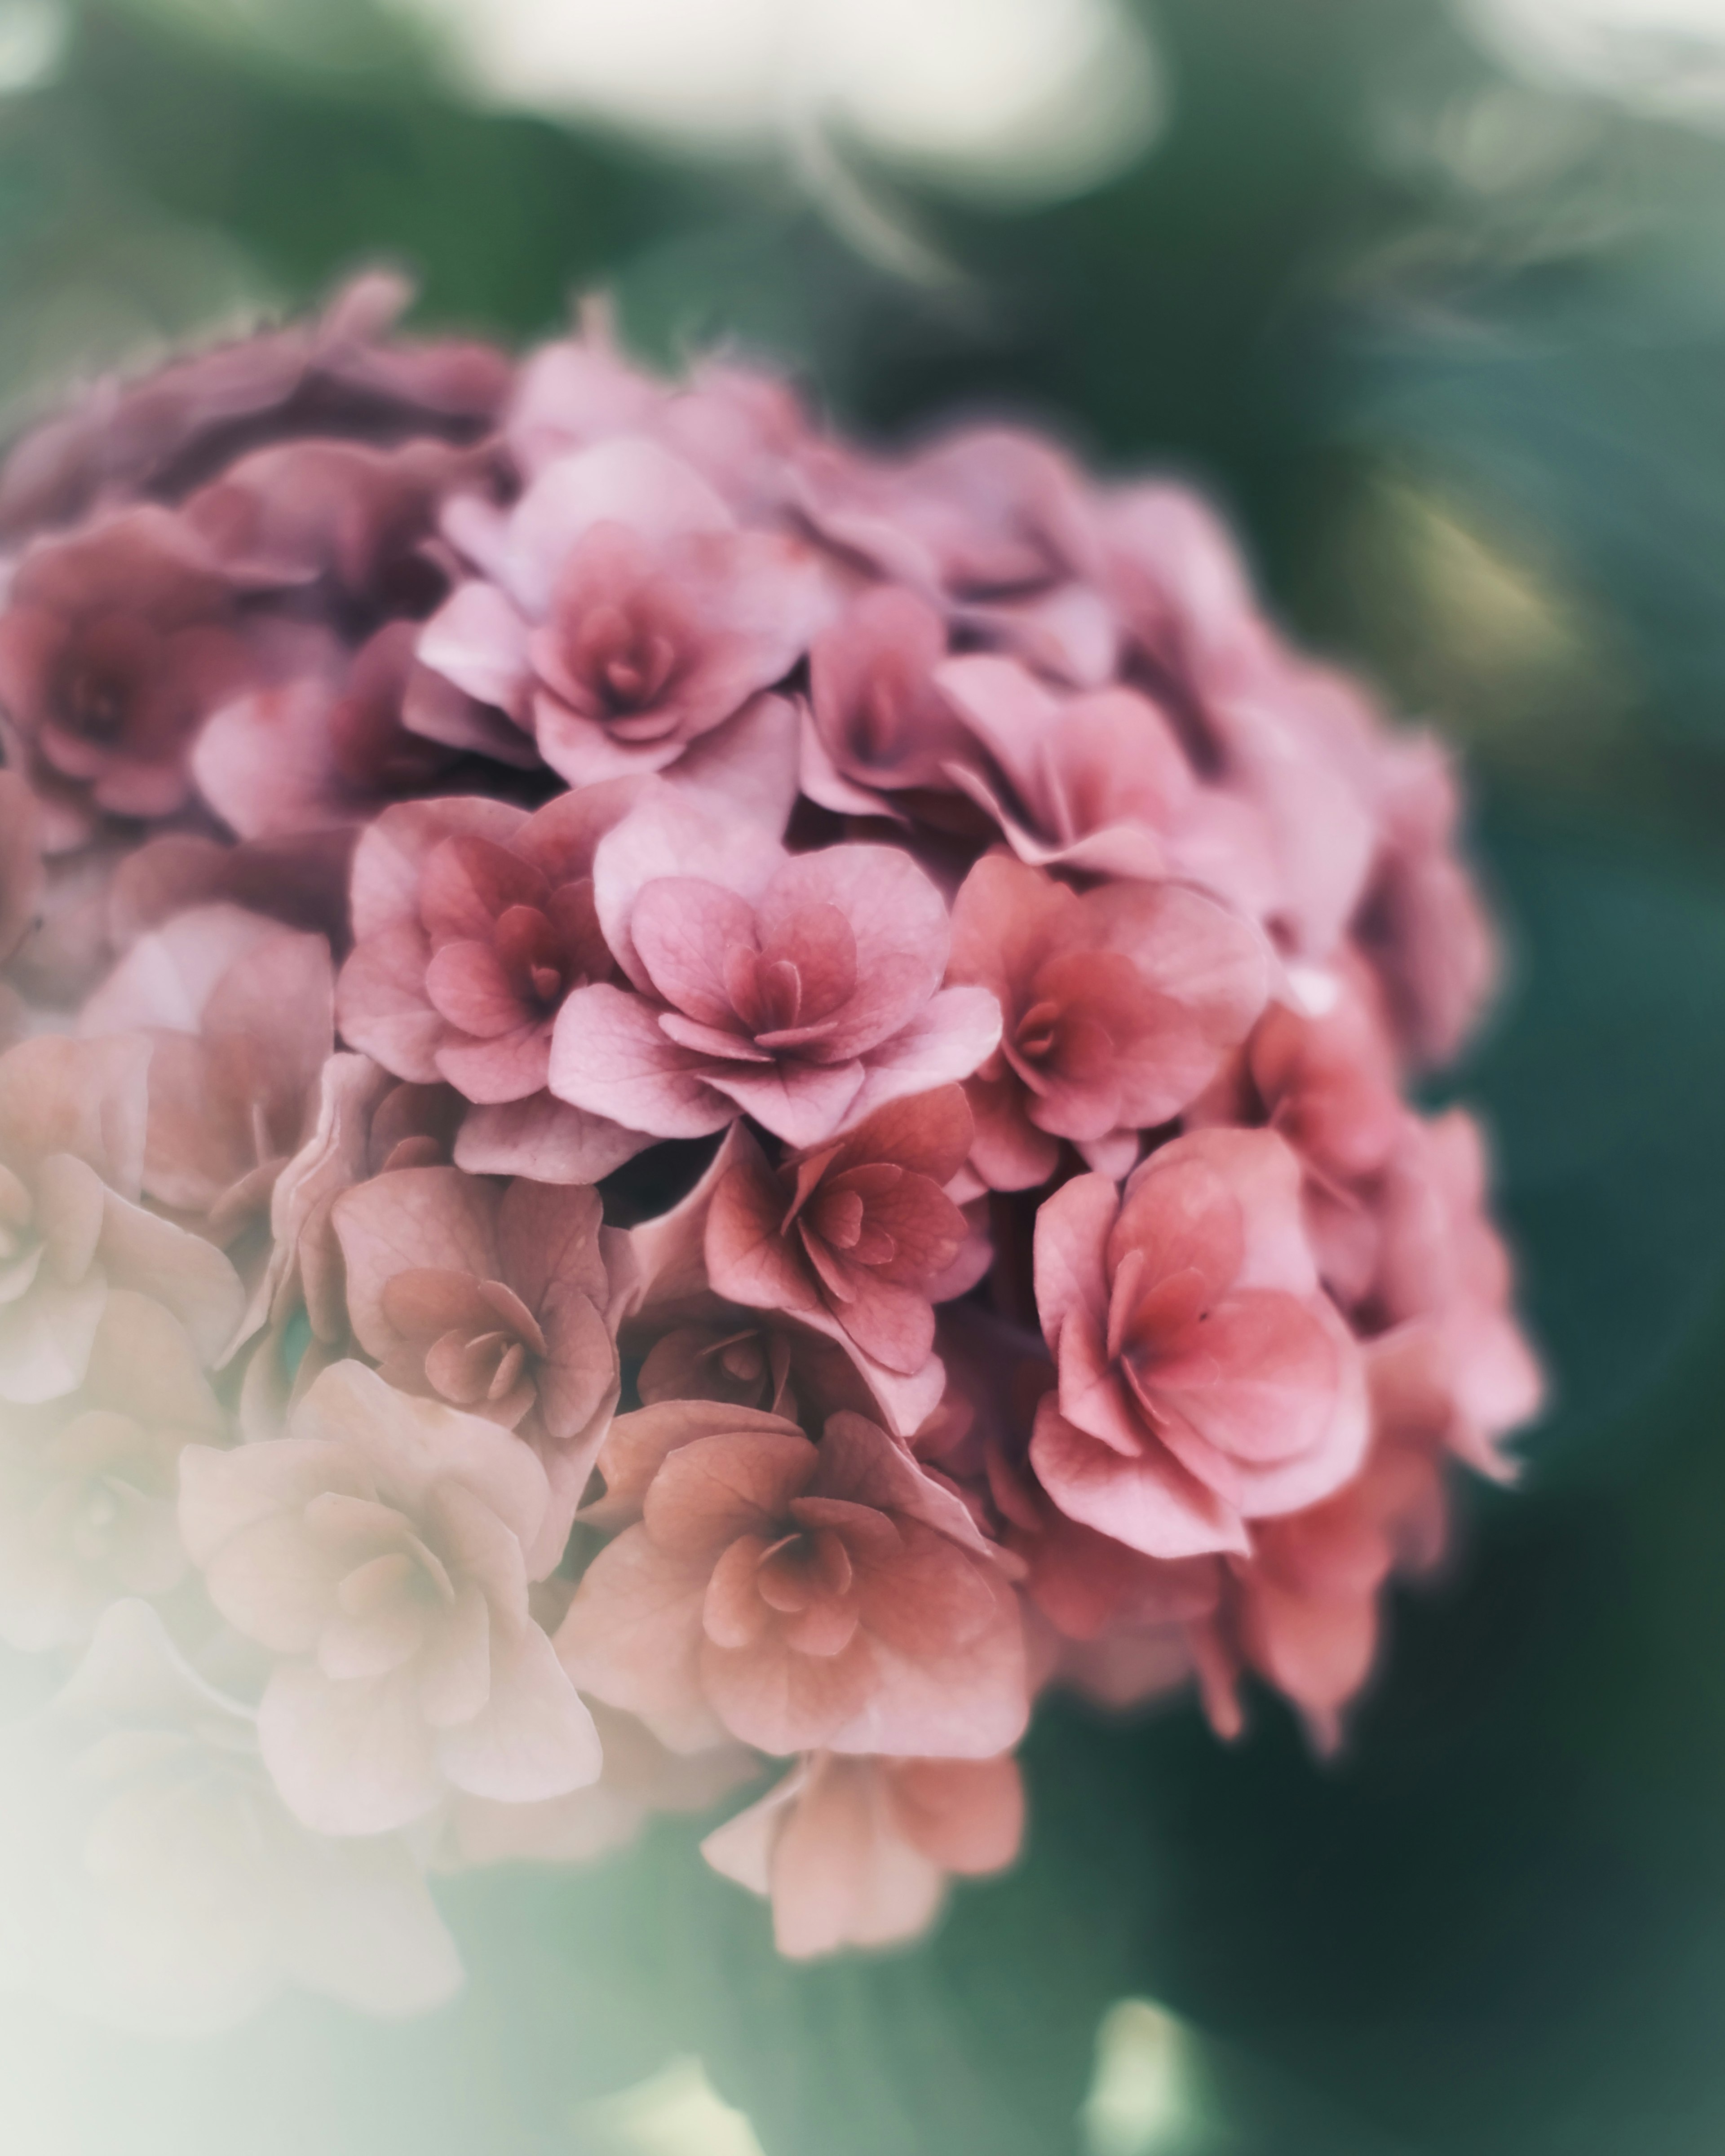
[455,1092,650,1183]
[416,579,532,716]
[433,1619,602,1803]
[258,1660,444,1834]
[548,982,737,1138]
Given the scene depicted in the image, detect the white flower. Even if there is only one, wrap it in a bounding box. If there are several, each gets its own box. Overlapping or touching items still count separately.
[0,1601,462,2034]
[179,1359,604,1835]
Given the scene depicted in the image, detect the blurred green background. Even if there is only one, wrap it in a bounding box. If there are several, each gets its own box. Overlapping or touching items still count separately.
[6,1,1725,2149]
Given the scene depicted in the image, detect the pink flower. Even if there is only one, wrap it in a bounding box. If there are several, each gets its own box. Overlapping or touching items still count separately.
[78,902,335,1256]
[1199,1432,1450,1750]
[0,1032,243,1404]
[702,1749,1024,1957]
[557,1401,1026,1758]
[193,623,464,842]
[948,854,1269,1189]
[1365,1109,1544,1476]
[704,1087,982,1382]
[1100,483,1383,961]
[935,655,1273,915]
[179,1358,603,1834]
[0,1289,224,1650]
[0,507,250,820]
[908,1304,1223,1708]
[107,826,355,953]
[889,426,1100,599]
[0,822,132,1015]
[336,789,647,1182]
[332,1164,638,1573]
[634,1316,884,1429]
[800,588,973,819]
[0,270,508,546]
[182,436,485,604]
[421,436,831,784]
[621,1134,936,1435]
[1351,733,1497,1067]
[1186,965,1407,1306]
[1031,1128,1367,1558]
[229,1057,464,1440]
[548,793,1001,1150]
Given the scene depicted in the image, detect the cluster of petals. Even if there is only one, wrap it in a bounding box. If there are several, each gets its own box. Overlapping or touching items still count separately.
[0,285,1544,2017]
[546,792,1002,1150]
[179,1359,602,1834]
[559,1401,1026,1762]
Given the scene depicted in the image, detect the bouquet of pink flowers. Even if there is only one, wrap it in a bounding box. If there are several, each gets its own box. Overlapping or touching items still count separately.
[0,276,1541,2028]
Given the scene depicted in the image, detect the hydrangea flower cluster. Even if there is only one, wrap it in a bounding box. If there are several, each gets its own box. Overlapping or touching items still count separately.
[0,277,1541,2026]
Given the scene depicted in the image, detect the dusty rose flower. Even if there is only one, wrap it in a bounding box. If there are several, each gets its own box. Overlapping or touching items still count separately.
[703,1749,1024,1957]
[909,1304,1223,1705]
[635,1316,883,1427]
[935,656,1272,918]
[420,435,830,784]
[548,793,1001,1150]
[1365,1109,1544,1477]
[0,1031,242,1402]
[193,623,464,843]
[948,853,1269,1189]
[621,1146,923,1433]
[182,435,484,605]
[1351,733,1498,1068]
[1186,965,1407,1307]
[235,1058,450,1363]
[501,314,667,477]
[79,902,334,1257]
[0,285,1537,1974]
[0,506,251,821]
[332,1163,637,1573]
[704,1087,982,1379]
[0,272,508,546]
[229,1059,465,1442]
[179,1358,602,1834]
[1031,1127,1367,1558]
[0,1599,461,2032]
[503,318,809,517]
[0,1289,223,1650]
[0,820,135,1016]
[890,426,1100,600]
[1195,1430,1450,1750]
[1099,483,1384,961]
[107,826,355,951]
[336,788,647,1182]
[558,1401,1026,1759]
[800,587,973,819]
